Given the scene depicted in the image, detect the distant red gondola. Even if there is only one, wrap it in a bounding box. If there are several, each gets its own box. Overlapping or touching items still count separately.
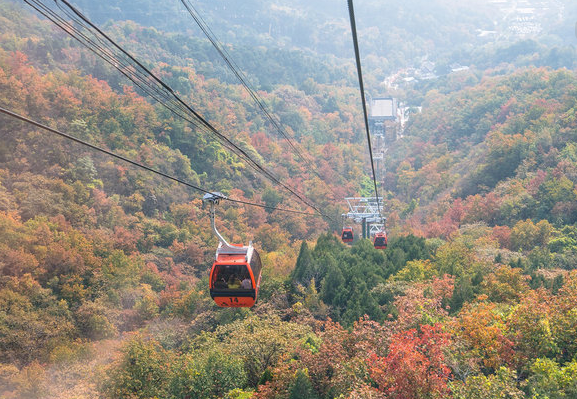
[373,231,387,249]
[341,227,354,243]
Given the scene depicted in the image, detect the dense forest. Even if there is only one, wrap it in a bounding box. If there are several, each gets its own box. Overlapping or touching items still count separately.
[1,0,577,398]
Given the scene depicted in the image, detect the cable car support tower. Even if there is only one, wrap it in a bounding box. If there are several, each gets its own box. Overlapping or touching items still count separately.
[342,197,385,239]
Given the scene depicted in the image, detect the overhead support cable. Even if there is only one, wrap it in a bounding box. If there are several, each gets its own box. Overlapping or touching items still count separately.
[346,0,381,215]
[179,0,342,202]
[23,0,327,218]
[0,107,321,217]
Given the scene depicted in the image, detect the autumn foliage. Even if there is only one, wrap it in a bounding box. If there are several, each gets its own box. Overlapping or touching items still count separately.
[368,324,452,399]
[2,1,577,398]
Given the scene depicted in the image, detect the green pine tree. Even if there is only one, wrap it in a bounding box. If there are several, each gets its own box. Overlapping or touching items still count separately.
[289,369,318,399]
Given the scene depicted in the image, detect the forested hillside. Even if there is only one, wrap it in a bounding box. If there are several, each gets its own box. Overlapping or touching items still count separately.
[68,0,577,85]
[1,0,577,398]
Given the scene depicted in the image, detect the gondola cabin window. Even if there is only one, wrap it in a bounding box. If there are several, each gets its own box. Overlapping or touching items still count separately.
[211,262,251,289]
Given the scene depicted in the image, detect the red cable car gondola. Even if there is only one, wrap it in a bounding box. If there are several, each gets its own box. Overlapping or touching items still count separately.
[209,243,262,307]
[373,231,387,249]
[341,227,354,243]
[204,193,262,307]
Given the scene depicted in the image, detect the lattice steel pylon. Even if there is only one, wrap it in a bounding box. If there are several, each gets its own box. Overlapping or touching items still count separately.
[368,97,395,186]
[342,197,386,239]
